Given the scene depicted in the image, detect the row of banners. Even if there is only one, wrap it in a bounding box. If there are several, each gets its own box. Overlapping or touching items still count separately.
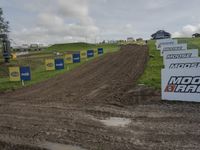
[45,48,104,71]
[156,39,200,102]
[9,48,104,81]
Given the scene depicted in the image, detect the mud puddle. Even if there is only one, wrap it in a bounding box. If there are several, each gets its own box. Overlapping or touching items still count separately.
[40,142,87,150]
[99,117,131,127]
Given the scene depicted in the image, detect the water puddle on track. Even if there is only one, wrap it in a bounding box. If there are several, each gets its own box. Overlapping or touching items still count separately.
[99,117,131,127]
[40,142,87,150]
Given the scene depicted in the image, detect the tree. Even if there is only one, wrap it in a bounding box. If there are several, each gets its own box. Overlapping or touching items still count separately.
[0,8,9,34]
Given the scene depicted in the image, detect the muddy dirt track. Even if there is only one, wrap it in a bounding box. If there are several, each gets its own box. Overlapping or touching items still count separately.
[0,45,200,150]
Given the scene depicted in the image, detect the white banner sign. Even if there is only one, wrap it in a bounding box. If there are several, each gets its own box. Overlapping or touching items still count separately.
[165,57,200,70]
[162,69,200,102]
[163,49,199,65]
[160,44,187,56]
[156,39,177,50]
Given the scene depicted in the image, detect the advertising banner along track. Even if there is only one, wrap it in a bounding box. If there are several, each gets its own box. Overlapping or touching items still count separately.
[9,67,21,81]
[65,54,73,64]
[165,57,200,70]
[163,49,199,65]
[156,39,177,50]
[55,59,64,70]
[98,48,104,55]
[87,50,94,58]
[80,51,87,59]
[45,59,55,71]
[162,68,200,102]
[73,54,81,63]
[20,66,31,81]
[160,44,187,56]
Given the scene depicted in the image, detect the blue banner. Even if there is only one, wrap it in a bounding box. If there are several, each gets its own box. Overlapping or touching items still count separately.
[20,66,31,81]
[73,54,81,63]
[87,50,94,58]
[55,59,64,70]
[98,48,104,55]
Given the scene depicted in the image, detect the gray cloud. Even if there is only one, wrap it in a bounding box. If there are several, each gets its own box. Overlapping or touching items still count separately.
[1,0,200,45]
[173,24,200,37]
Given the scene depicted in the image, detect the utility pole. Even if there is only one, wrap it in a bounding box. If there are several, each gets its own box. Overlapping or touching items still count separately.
[0,34,11,63]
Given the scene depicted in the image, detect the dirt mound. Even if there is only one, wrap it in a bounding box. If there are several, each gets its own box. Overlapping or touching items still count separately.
[1,44,149,106]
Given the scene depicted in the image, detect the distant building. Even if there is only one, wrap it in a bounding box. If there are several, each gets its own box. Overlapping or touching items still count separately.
[127,37,134,42]
[192,33,200,38]
[151,30,171,40]
[136,38,143,41]
[12,44,44,52]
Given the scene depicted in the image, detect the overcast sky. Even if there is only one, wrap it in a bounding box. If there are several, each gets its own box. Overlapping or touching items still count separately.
[1,0,200,45]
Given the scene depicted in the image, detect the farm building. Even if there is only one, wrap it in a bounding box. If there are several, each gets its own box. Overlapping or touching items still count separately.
[192,33,200,38]
[151,30,171,40]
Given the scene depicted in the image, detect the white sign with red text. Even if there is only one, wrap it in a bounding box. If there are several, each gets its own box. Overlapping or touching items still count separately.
[162,68,200,102]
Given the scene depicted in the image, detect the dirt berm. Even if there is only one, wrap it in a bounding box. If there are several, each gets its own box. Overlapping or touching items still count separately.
[0,45,200,150]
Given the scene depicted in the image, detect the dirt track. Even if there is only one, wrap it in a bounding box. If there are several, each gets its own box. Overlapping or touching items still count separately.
[0,45,200,150]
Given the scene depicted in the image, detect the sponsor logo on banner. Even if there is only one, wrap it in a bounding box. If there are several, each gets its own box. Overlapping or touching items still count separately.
[167,53,192,59]
[11,71,19,77]
[65,54,73,64]
[47,63,54,67]
[162,69,200,102]
[87,50,94,58]
[20,66,31,81]
[55,59,64,70]
[163,49,199,65]
[164,76,200,93]
[169,62,200,69]
[156,39,177,50]
[9,67,20,81]
[73,54,81,63]
[45,59,55,71]
[165,58,200,69]
[161,44,187,56]
[80,51,87,59]
[98,48,104,55]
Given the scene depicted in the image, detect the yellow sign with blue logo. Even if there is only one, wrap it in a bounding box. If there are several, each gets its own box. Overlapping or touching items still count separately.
[65,54,73,64]
[45,59,55,71]
[9,67,20,81]
[80,51,87,59]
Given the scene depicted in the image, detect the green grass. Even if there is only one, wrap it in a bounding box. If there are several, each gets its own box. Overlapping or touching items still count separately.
[0,42,119,92]
[138,37,200,89]
[177,37,200,54]
[138,40,163,89]
[46,42,118,53]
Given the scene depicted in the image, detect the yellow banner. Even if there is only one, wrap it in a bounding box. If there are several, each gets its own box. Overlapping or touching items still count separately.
[9,67,20,81]
[80,51,87,59]
[94,49,98,56]
[11,53,17,59]
[65,54,73,64]
[45,59,55,71]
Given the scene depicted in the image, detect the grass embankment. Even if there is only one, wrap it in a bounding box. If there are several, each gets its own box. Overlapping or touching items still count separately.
[138,40,163,89]
[138,38,200,89]
[0,42,119,92]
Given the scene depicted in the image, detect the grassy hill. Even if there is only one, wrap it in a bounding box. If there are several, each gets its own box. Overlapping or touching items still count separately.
[0,42,119,92]
[46,42,118,53]
[138,37,200,89]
